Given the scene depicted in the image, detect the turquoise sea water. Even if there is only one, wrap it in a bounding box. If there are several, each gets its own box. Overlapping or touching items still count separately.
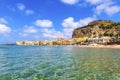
[0,45,120,80]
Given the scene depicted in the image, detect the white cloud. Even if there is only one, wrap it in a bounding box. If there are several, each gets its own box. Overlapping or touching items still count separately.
[86,0,112,5]
[42,28,64,39]
[23,26,38,33]
[63,28,74,38]
[62,16,96,38]
[61,0,79,5]
[0,24,11,35]
[16,3,34,15]
[62,16,96,28]
[0,18,8,24]
[85,0,120,16]
[86,0,102,5]
[0,18,11,36]
[17,3,25,11]
[62,17,78,28]
[19,33,28,37]
[95,2,120,16]
[62,16,96,29]
[19,25,38,37]
[105,6,120,16]
[25,10,34,15]
[22,16,96,39]
[41,16,96,39]
[78,16,96,26]
[35,19,53,27]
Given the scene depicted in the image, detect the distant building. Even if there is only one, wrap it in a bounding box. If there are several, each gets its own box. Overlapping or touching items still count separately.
[87,37,111,44]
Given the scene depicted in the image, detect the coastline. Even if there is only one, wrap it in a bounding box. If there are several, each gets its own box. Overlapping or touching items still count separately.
[73,44,120,49]
[2,44,120,49]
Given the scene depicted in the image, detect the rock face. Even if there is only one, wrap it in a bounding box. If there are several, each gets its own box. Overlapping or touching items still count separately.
[72,20,120,38]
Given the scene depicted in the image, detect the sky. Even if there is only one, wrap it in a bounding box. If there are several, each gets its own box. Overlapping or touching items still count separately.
[0,0,120,43]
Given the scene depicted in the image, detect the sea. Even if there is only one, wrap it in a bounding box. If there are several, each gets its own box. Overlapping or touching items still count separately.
[0,45,120,80]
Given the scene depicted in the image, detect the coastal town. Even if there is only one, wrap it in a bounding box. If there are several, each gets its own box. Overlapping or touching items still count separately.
[16,20,120,47]
[16,36,120,46]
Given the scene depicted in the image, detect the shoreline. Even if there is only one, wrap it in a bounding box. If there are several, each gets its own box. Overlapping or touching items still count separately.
[1,44,120,49]
[72,44,120,49]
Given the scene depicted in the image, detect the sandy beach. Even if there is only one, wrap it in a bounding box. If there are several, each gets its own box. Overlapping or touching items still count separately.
[74,44,120,49]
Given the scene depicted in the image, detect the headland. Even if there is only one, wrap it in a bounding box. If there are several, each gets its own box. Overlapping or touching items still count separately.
[16,20,120,48]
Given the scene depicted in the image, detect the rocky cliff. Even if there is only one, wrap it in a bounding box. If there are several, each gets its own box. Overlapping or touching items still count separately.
[72,20,120,38]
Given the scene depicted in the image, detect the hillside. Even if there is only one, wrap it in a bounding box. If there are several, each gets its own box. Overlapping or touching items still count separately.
[72,20,120,38]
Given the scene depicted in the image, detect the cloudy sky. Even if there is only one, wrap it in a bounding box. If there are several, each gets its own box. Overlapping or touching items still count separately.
[0,0,120,43]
